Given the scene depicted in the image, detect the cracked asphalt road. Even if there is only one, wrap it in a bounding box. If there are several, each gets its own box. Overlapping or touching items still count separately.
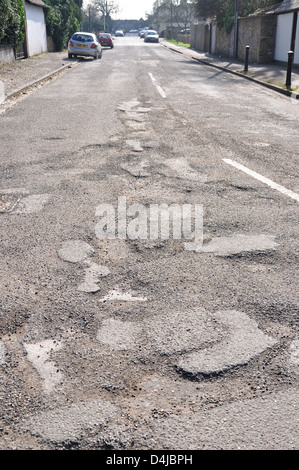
[0,36,298,451]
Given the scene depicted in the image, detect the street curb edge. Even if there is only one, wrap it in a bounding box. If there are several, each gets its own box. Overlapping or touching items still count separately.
[4,61,80,102]
[161,42,299,100]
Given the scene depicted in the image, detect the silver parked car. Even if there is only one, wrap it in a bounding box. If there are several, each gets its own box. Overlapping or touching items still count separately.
[144,30,159,43]
[68,32,102,60]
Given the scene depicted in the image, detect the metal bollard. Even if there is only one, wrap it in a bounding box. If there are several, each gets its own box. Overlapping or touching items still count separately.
[286,50,294,89]
[244,45,250,73]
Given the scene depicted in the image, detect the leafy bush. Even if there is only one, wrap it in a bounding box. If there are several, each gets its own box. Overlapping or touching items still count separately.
[0,0,25,48]
[44,0,82,51]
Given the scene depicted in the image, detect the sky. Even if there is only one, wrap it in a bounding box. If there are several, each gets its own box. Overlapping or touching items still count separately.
[83,1,156,20]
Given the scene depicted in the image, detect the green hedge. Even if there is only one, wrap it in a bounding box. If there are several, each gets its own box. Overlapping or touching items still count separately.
[0,0,25,48]
[44,0,82,51]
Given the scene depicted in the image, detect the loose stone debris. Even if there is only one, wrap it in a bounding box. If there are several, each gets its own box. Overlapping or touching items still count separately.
[0,194,20,213]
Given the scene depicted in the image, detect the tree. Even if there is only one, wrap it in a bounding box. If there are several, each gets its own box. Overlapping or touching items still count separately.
[175,0,196,31]
[91,0,119,31]
[196,0,283,23]
[82,4,103,32]
[0,0,25,48]
[44,0,83,51]
[148,0,196,37]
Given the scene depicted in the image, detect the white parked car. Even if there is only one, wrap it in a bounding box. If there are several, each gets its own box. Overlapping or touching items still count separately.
[144,30,159,43]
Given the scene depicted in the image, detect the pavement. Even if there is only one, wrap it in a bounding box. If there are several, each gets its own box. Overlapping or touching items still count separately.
[1,41,299,103]
[0,51,77,102]
[161,39,299,98]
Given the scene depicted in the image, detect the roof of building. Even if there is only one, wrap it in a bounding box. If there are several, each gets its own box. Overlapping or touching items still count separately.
[25,0,48,8]
[275,0,299,13]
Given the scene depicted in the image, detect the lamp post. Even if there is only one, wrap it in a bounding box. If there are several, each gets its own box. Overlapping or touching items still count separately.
[104,0,107,31]
[170,0,173,40]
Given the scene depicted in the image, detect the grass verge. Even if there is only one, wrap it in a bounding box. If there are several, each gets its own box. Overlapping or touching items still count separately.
[165,39,190,48]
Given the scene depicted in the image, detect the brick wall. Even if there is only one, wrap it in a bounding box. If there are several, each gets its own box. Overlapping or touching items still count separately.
[238,15,275,64]
[191,14,275,64]
[260,15,276,63]
[238,17,262,63]
[215,25,235,57]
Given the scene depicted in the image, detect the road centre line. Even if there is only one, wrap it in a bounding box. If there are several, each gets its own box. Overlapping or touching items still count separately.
[148,72,166,98]
[223,158,299,203]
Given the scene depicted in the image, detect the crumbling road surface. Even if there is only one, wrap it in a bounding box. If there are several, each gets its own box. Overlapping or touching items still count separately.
[0,37,298,451]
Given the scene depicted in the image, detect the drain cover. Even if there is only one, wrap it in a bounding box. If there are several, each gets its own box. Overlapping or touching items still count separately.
[0,194,19,213]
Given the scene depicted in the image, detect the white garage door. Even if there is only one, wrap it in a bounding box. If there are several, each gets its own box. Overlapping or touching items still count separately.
[275,13,293,63]
[295,17,299,64]
[24,3,47,57]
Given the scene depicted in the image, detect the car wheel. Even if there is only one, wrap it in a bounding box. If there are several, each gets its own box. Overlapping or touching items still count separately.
[68,53,72,58]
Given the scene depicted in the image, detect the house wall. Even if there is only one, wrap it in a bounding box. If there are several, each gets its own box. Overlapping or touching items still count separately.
[24,2,47,56]
[295,18,299,63]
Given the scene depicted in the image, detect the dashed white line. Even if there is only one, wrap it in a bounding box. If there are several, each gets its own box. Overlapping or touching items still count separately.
[223,158,299,203]
[148,72,166,98]
[156,85,167,98]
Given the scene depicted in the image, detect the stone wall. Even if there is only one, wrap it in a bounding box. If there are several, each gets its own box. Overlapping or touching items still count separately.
[191,13,276,64]
[260,15,276,63]
[176,33,190,44]
[238,16,262,63]
[190,23,206,51]
[0,47,15,65]
[238,15,275,64]
[215,24,235,57]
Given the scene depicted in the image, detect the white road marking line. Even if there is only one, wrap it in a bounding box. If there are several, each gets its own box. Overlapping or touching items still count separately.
[223,158,299,203]
[148,72,166,98]
[156,85,167,98]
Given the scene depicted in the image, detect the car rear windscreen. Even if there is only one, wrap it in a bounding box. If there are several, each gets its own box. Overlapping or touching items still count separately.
[73,34,93,42]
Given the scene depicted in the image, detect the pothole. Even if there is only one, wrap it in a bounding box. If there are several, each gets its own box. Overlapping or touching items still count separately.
[58,240,94,263]
[200,234,279,257]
